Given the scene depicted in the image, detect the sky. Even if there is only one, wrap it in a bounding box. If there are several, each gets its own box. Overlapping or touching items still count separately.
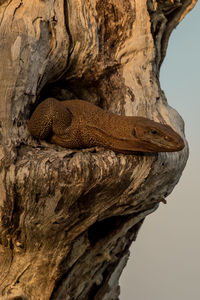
[120,2,200,300]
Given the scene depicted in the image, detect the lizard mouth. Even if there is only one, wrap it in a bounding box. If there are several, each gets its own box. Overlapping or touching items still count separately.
[107,138,185,153]
[111,135,185,153]
[140,136,185,152]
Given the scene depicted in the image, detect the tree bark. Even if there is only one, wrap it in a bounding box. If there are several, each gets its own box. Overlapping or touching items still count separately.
[0,1,197,299]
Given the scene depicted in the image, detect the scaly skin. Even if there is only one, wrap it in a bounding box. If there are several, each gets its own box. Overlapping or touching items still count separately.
[28,98,185,153]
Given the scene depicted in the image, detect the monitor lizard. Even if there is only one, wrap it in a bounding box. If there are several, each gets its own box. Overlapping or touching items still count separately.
[28,98,185,153]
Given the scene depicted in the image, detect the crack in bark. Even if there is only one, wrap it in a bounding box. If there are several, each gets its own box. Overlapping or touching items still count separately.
[14,264,31,286]
[0,0,12,26]
[12,0,23,24]
[63,0,74,67]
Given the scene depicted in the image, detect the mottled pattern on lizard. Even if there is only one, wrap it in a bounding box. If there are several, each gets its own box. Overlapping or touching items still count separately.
[28,98,185,153]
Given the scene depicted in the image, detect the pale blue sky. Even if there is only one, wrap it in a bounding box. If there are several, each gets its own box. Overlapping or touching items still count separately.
[120,2,200,299]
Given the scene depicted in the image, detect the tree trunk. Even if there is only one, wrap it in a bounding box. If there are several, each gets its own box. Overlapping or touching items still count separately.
[0,1,197,299]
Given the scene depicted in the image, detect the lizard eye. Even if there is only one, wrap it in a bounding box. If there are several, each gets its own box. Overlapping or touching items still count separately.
[151,129,158,135]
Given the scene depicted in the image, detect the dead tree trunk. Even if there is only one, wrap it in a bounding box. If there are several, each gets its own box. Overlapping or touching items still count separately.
[0,1,197,299]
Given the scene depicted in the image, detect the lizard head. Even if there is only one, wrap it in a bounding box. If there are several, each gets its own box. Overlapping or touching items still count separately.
[132,117,185,152]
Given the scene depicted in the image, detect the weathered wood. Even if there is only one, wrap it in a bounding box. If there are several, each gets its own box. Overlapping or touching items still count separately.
[0,1,197,299]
